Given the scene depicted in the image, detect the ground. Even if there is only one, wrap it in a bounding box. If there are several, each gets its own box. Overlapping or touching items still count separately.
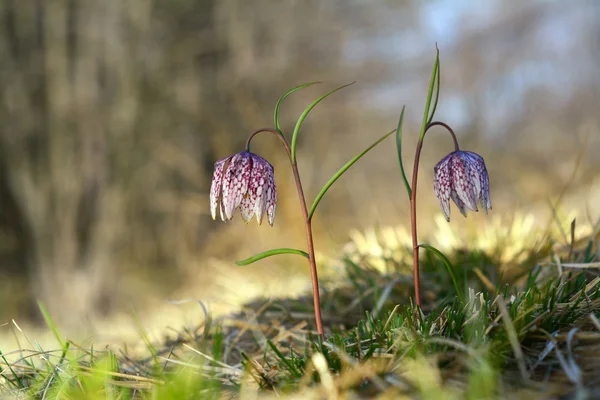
[1,213,599,399]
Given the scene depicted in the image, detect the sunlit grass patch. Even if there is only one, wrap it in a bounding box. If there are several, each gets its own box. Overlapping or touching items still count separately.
[0,213,598,399]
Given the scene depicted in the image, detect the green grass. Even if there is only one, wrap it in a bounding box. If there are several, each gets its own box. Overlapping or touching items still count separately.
[1,216,599,399]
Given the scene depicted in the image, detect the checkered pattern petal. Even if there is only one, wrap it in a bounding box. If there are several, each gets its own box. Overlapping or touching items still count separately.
[433,154,453,222]
[209,151,277,226]
[210,157,230,220]
[433,150,491,222]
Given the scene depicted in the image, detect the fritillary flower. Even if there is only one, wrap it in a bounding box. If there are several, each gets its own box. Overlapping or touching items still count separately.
[433,150,491,222]
[210,151,277,226]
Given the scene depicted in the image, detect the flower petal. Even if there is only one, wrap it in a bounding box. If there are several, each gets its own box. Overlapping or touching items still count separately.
[450,188,468,218]
[239,192,255,222]
[254,176,268,225]
[475,154,492,212]
[249,154,276,226]
[433,154,452,221]
[209,157,229,220]
[482,169,492,212]
[247,155,268,224]
[463,152,482,200]
[219,201,226,222]
[450,153,479,212]
[221,153,252,220]
[265,165,277,226]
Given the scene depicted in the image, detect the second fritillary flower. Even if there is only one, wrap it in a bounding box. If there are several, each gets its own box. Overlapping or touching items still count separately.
[210,151,277,226]
[433,150,491,222]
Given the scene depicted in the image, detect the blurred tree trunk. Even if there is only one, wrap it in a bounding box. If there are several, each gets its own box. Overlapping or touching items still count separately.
[0,0,224,324]
[0,0,123,323]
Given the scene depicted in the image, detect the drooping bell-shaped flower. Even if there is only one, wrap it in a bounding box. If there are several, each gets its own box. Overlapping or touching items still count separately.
[433,150,491,222]
[210,151,277,226]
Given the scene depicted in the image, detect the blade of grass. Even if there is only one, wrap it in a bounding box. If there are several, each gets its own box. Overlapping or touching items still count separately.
[267,340,302,378]
[496,295,529,382]
[37,302,66,349]
[132,312,159,374]
[0,350,25,389]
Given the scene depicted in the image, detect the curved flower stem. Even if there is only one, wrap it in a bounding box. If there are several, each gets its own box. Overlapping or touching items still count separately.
[410,121,460,308]
[425,121,459,152]
[246,128,324,338]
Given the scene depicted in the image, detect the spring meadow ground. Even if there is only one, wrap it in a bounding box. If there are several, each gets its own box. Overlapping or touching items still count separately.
[0,210,598,399]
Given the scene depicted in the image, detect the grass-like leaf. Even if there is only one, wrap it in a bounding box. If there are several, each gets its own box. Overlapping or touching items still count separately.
[419,46,440,141]
[395,106,411,198]
[37,301,66,348]
[308,128,396,221]
[418,243,463,301]
[274,82,321,133]
[290,82,355,163]
[267,340,302,378]
[426,45,441,125]
[236,248,310,266]
[0,350,24,389]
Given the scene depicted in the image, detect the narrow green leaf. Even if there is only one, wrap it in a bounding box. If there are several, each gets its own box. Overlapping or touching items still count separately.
[274,82,321,133]
[426,46,441,125]
[267,340,302,377]
[236,248,309,266]
[290,82,355,163]
[37,301,66,347]
[417,244,464,300]
[309,128,395,221]
[0,350,24,389]
[419,48,440,141]
[395,106,411,198]
[133,312,159,370]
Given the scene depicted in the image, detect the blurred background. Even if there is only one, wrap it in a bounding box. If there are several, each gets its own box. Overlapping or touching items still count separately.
[0,0,598,338]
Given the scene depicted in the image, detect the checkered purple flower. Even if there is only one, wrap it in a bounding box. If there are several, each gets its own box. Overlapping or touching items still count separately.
[210,151,277,226]
[433,150,491,222]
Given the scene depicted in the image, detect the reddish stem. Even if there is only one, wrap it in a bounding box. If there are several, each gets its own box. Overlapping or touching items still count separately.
[410,121,459,308]
[246,128,324,338]
[426,121,460,152]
